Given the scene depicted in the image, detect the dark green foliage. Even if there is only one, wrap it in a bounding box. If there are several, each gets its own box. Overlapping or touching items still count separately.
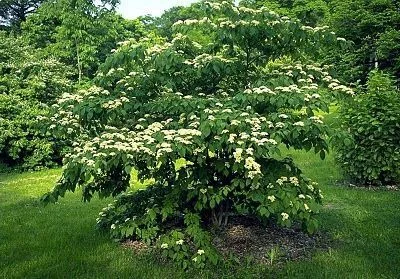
[243,0,400,84]
[21,0,144,81]
[377,28,400,79]
[97,184,170,231]
[0,0,144,170]
[327,0,400,84]
[0,0,44,29]
[0,32,72,169]
[0,31,73,103]
[242,0,329,27]
[335,71,400,185]
[0,95,65,169]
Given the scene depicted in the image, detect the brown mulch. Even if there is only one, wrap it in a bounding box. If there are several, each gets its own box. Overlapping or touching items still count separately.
[336,180,399,191]
[211,216,331,265]
[347,184,399,191]
[122,240,149,254]
[122,216,331,266]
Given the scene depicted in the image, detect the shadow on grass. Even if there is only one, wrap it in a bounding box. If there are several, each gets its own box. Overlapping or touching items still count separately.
[1,158,400,278]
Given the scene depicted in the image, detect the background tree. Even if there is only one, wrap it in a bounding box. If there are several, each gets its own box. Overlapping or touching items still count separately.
[242,0,400,84]
[0,0,44,29]
[0,0,146,170]
[242,0,329,27]
[151,3,207,39]
[324,0,400,83]
[21,0,142,82]
[0,31,72,168]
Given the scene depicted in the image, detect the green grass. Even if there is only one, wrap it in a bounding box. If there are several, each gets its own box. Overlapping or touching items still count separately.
[1,151,399,278]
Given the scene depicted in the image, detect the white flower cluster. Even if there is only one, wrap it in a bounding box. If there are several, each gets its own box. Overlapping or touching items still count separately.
[230,141,267,179]
[275,85,302,93]
[281,212,289,221]
[328,82,354,95]
[218,19,263,29]
[204,1,227,11]
[309,115,324,124]
[57,92,84,104]
[276,176,300,186]
[173,2,282,33]
[238,6,260,14]
[301,25,330,33]
[233,148,243,162]
[49,102,80,133]
[102,96,129,109]
[184,53,234,69]
[64,115,210,168]
[289,176,299,186]
[244,157,262,179]
[173,17,212,27]
[116,39,135,48]
[147,43,172,55]
[273,63,354,96]
[304,93,321,102]
[302,84,319,90]
[244,86,276,95]
[293,121,305,127]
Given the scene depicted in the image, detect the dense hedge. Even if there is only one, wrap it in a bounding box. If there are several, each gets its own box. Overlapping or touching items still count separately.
[0,32,73,170]
[0,95,67,169]
[336,71,400,185]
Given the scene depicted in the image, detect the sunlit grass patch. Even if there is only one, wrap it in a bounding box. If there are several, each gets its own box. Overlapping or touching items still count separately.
[1,150,399,278]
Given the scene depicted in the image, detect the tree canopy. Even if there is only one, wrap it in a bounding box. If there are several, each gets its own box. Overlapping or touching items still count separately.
[0,0,44,28]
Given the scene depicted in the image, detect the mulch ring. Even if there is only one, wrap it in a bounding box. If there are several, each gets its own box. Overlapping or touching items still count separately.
[121,240,149,254]
[348,184,399,191]
[121,216,332,266]
[212,216,331,265]
[338,180,399,191]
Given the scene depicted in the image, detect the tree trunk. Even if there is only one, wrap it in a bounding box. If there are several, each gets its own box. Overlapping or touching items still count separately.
[76,38,82,83]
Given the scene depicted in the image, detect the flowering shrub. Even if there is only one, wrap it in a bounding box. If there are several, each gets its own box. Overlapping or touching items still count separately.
[0,32,73,169]
[0,95,65,169]
[43,1,352,268]
[0,32,73,104]
[335,71,400,185]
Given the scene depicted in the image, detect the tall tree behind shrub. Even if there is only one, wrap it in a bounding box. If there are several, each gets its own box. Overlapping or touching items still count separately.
[327,0,400,84]
[0,0,44,29]
[242,0,400,85]
[21,0,144,81]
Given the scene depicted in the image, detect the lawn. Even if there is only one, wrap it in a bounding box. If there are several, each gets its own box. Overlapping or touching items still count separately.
[1,150,399,278]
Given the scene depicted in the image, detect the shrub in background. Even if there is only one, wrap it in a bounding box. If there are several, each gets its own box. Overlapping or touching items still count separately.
[0,32,72,170]
[0,95,65,169]
[335,70,400,185]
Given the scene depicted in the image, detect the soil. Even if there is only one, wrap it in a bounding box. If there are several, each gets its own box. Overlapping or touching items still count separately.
[122,216,332,266]
[122,240,149,253]
[211,216,331,265]
[337,179,399,191]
